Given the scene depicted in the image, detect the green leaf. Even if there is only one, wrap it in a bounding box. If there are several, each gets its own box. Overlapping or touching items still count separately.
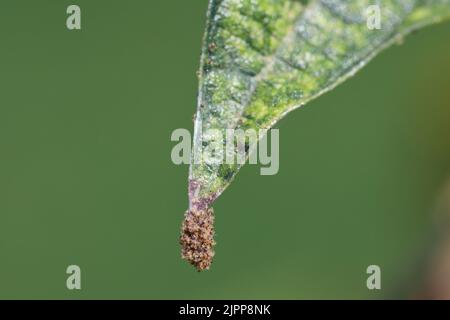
[181,0,450,270]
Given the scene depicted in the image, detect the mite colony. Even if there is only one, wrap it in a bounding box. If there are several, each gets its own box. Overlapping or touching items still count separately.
[180,208,216,271]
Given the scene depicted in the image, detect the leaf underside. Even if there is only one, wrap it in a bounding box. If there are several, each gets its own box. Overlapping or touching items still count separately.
[189,0,450,209]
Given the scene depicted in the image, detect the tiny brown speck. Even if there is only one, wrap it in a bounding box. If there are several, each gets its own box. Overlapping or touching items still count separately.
[208,43,217,51]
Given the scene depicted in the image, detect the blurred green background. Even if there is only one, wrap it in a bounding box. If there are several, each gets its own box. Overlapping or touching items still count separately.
[0,1,449,299]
